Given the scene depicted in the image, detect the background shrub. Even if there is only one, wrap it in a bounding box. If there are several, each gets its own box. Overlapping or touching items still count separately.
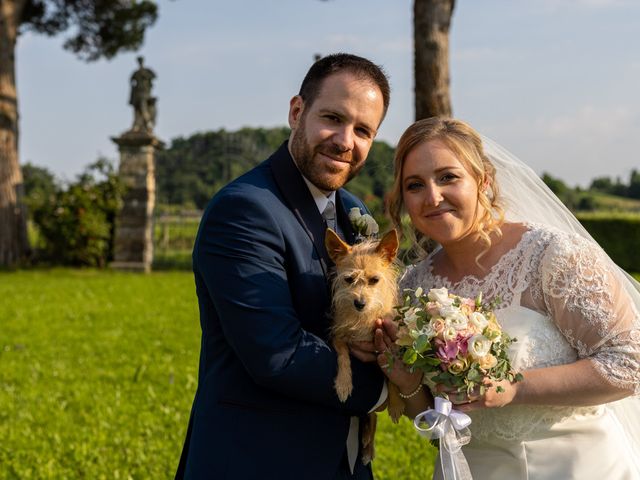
[25,158,122,267]
[578,213,640,272]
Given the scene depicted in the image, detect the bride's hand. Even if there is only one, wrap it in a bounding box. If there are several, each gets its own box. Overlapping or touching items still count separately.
[453,378,519,411]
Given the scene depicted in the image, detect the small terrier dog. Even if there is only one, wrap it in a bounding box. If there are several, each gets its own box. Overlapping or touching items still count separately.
[325,228,405,464]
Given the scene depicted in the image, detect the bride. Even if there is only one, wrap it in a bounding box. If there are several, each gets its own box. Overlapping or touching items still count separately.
[374,117,640,479]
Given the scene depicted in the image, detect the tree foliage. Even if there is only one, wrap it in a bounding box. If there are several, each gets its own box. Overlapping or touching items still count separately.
[21,163,57,212]
[589,169,640,199]
[20,0,158,61]
[155,127,291,208]
[154,127,397,226]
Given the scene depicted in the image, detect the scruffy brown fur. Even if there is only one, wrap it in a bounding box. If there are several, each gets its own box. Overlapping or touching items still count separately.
[325,228,405,465]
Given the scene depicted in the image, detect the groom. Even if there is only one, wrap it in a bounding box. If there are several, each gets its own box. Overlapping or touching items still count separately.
[175,53,391,479]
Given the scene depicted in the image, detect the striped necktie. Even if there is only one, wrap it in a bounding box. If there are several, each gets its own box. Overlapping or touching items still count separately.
[322,200,337,232]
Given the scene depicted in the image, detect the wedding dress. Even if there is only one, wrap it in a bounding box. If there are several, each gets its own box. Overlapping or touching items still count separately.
[401,223,640,480]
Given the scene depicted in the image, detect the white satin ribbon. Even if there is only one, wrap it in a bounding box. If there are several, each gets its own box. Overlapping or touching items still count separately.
[414,397,474,480]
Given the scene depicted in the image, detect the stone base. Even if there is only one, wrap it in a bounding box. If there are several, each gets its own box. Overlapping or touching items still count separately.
[110,261,151,273]
[111,131,162,273]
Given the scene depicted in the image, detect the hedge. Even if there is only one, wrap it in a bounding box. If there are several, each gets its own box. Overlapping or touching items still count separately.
[577,213,640,273]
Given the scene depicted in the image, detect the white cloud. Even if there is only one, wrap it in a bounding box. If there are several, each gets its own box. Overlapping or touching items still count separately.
[541,105,636,139]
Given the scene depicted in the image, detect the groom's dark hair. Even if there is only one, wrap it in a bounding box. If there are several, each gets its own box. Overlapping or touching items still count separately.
[298,53,390,120]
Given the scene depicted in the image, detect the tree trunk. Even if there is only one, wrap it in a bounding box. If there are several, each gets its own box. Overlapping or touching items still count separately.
[0,0,29,267]
[414,0,455,120]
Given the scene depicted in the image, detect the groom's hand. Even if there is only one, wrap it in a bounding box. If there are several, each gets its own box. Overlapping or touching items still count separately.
[349,340,377,362]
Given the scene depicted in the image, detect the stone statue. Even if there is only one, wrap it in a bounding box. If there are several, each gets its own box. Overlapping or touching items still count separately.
[129,56,157,133]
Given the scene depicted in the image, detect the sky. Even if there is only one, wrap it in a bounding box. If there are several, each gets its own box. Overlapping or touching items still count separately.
[17,0,640,187]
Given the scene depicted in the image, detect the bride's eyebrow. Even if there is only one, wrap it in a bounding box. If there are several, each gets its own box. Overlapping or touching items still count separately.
[403,174,423,181]
[433,165,463,174]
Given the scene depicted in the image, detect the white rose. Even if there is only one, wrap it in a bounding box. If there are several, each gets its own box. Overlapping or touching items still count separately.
[468,334,492,359]
[403,307,421,331]
[428,287,454,306]
[442,326,458,341]
[447,310,469,331]
[417,323,436,339]
[348,208,362,222]
[469,312,489,330]
[478,354,498,370]
[362,214,379,235]
[439,305,459,318]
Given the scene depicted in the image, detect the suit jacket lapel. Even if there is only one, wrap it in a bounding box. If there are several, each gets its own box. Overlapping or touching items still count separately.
[270,142,332,277]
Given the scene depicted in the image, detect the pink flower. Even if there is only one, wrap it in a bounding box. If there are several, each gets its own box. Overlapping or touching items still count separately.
[456,334,469,356]
[437,339,460,363]
[462,298,476,311]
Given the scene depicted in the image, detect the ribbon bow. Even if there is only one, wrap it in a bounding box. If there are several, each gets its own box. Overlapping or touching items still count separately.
[414,397,473,480]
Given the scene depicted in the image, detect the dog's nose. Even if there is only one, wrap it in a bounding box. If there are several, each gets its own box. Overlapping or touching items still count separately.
[354,299,366,311]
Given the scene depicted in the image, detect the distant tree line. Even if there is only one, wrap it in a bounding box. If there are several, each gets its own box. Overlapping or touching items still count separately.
[589,170,640,199]
[154,127,396,228]
[542,169,640,212]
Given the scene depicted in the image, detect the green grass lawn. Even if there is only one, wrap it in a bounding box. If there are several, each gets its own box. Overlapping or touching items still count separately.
[0,269,436,479]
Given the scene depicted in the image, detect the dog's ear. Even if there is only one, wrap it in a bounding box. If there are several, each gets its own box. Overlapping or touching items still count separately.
[325,228,351,262]
[375,229,399,263]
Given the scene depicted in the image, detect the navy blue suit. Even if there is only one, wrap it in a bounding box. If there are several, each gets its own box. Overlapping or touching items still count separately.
[176,142,385,479]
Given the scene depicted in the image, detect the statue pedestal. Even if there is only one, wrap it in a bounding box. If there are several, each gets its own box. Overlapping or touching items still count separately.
[110,131,164,273]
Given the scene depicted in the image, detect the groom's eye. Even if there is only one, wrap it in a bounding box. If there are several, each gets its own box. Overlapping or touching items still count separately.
[344,276,355,284]
[368,277,380,285]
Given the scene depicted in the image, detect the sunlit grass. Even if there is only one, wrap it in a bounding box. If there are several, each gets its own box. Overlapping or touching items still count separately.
[0,269,436,479]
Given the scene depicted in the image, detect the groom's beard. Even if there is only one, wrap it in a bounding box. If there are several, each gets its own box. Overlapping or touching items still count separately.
[290,123,364,192]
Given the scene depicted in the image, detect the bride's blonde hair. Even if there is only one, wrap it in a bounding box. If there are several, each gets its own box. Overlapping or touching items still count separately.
[388,117,505,262]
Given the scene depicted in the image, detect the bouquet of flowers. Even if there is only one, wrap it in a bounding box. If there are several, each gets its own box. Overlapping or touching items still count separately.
[394,286,522,399]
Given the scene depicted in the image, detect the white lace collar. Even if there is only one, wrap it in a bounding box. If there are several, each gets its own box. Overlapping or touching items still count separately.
[424,223,536,289]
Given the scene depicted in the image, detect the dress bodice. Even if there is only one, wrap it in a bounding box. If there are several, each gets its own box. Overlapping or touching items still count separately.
[401,223,640,440]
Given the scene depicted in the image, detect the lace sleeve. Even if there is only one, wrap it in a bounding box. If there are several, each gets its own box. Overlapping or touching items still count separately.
[540,234,640,395]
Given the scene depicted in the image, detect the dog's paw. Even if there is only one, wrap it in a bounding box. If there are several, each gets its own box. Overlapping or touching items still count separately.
[361,444,374,465]
[335,379,353,402]
[387,402,404,424]
[387,384,406,423]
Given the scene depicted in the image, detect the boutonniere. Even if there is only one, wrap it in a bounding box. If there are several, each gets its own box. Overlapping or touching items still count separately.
[348,207,379,242]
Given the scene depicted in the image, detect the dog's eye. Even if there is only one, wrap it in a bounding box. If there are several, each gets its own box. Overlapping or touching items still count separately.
[368,276,380,285]
[344,276,355,284]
